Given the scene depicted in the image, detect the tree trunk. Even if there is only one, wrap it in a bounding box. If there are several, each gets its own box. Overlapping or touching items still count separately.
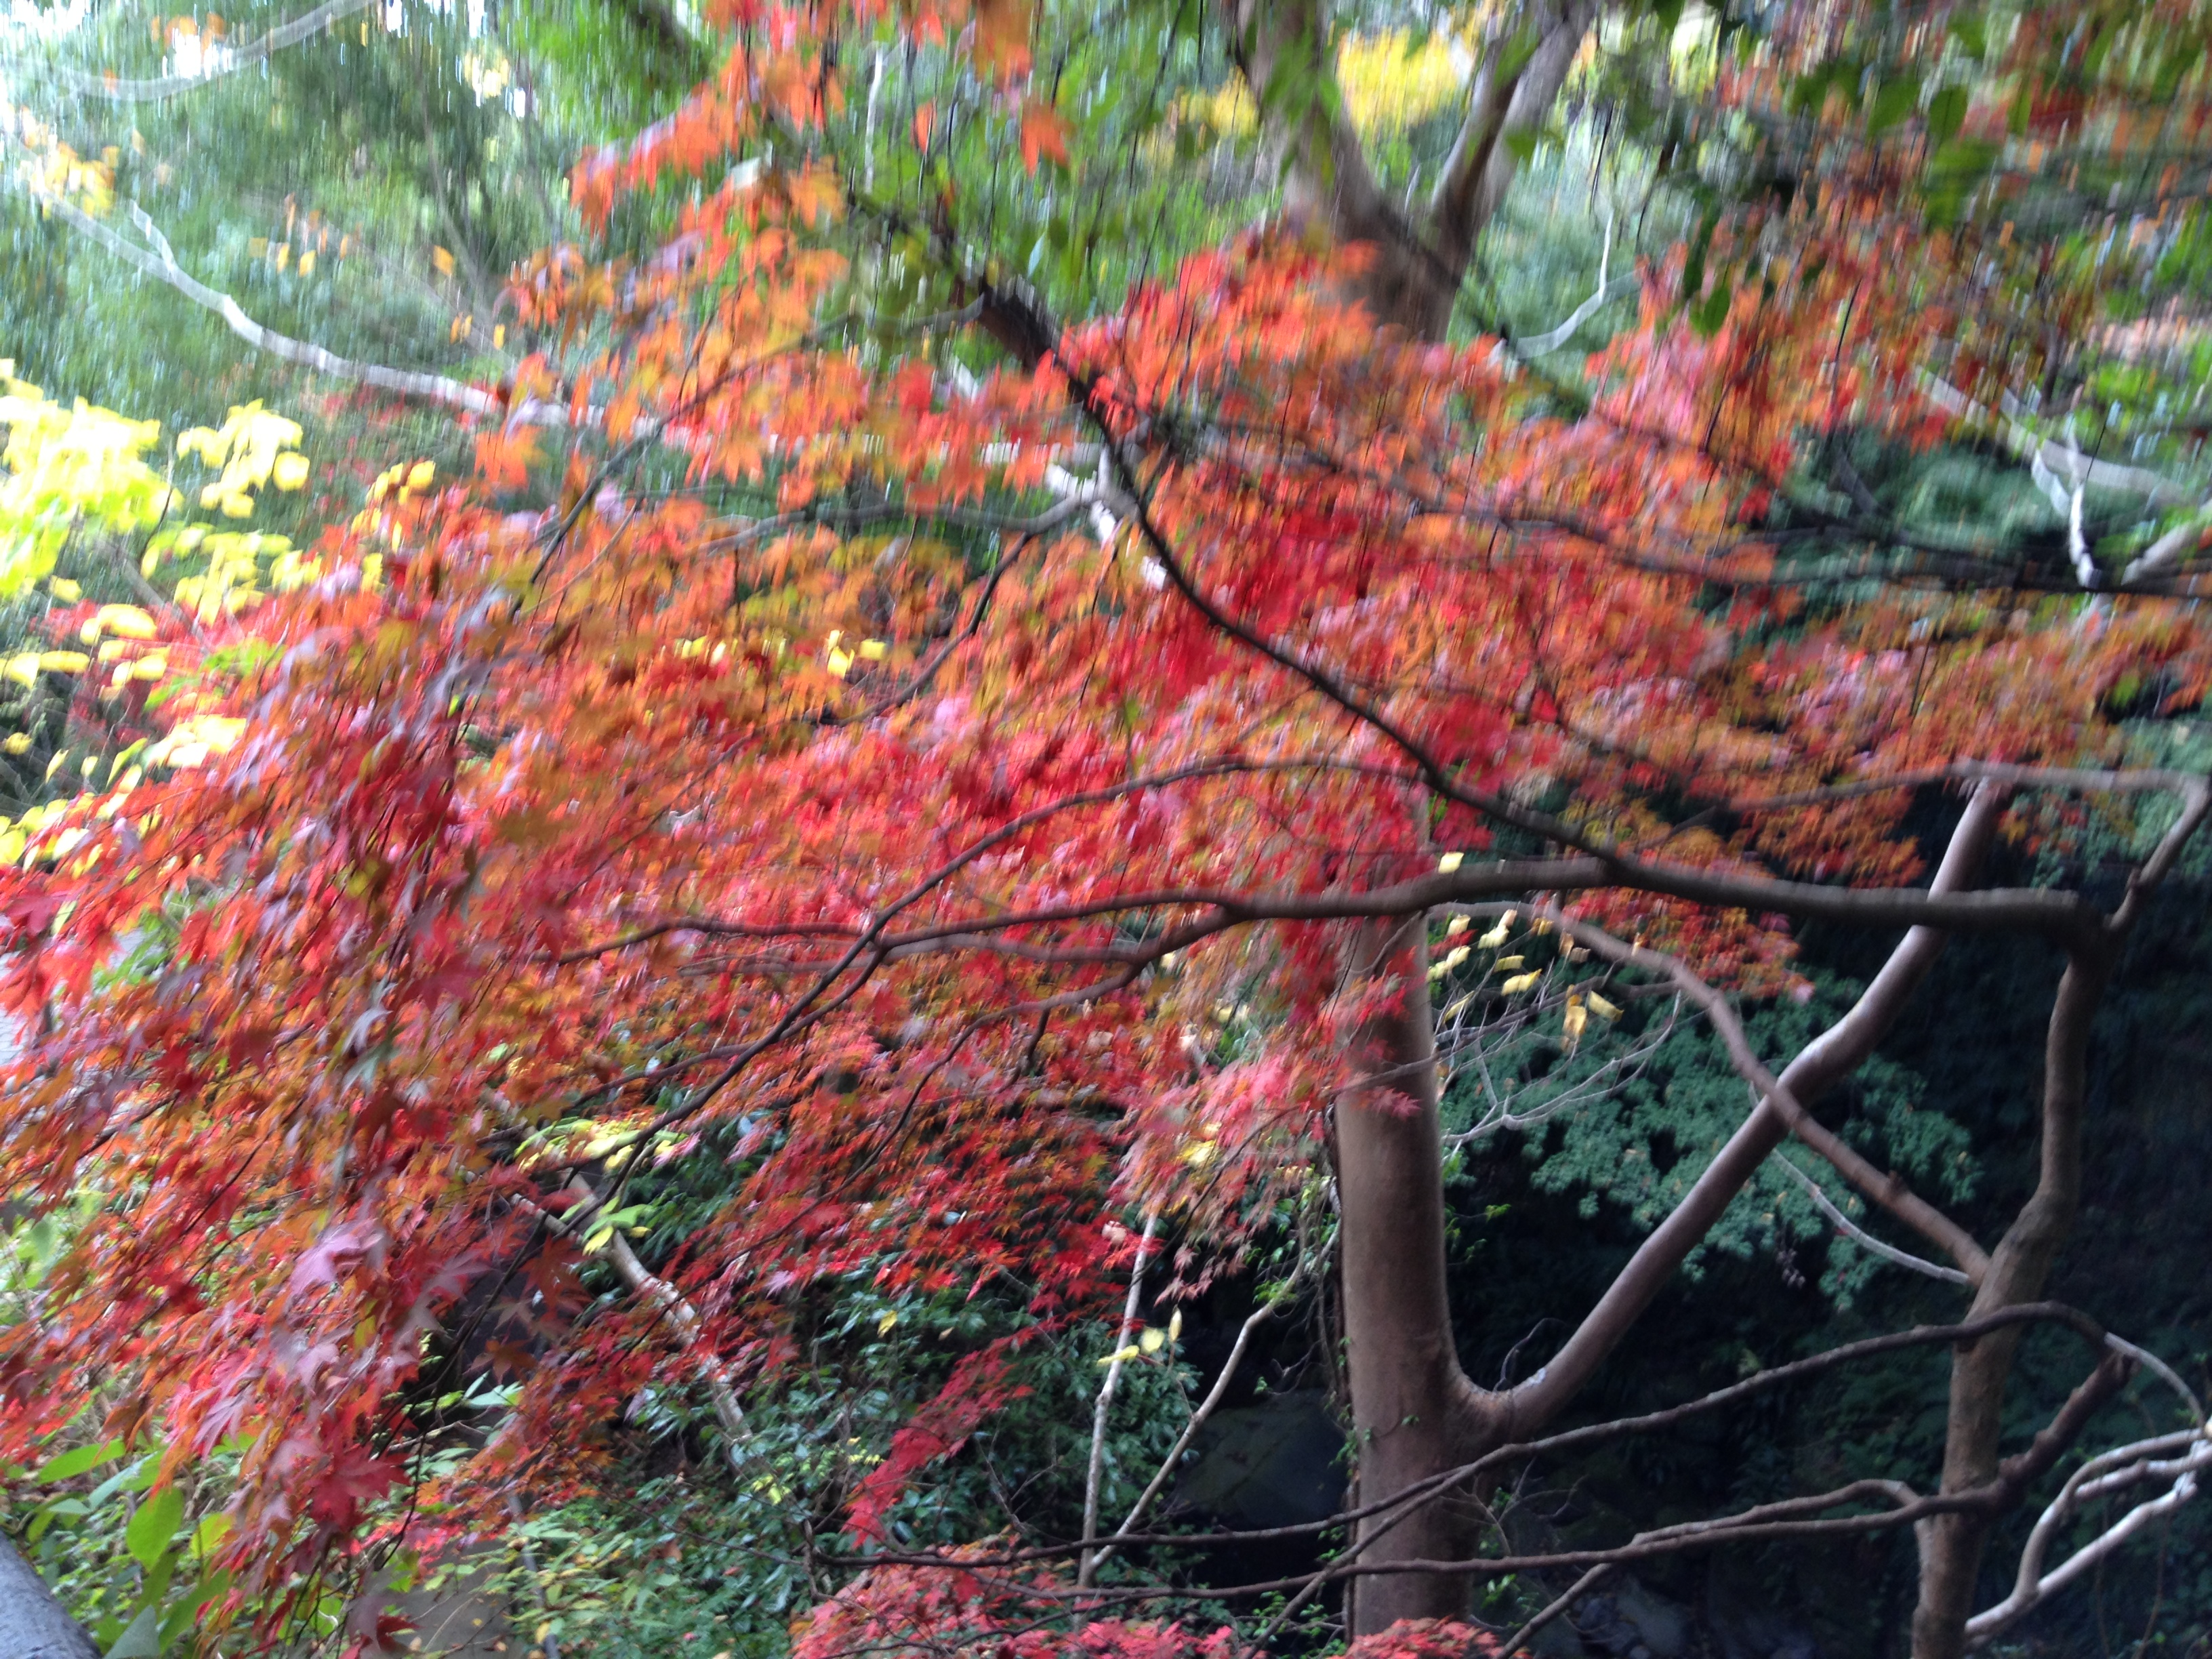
[1910,949,2112,1659]
[1334,917,1489,1629]
[0,1538,97,1659]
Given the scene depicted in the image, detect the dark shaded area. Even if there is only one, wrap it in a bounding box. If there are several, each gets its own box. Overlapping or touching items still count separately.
[1432,834,2212,1658]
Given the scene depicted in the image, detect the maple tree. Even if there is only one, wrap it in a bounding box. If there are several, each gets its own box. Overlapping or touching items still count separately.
[2,0,2212,1656]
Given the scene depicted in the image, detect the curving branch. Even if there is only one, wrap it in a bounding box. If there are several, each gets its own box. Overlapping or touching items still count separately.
[10,0,375,102]
[1773,1151,1973,1286]
[1967,1427,2211,1647]
[20,187,592,429]
[22,187,516,417]
[523,1177,750,1456]
[1467,899,1992,1282]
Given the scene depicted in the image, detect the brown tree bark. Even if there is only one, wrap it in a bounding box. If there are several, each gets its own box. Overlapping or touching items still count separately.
[1906,785,2209,1657]
[1218,0,2212,1633]
[1332,916,1486,1631]
[1325,792,2005,1632]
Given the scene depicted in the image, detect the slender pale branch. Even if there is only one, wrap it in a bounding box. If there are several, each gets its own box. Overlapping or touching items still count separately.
[522,1177,750,1455]
[23,187,534,419]
[1092,1261,1313,1576]
[14,0,375,101]
[1078,1210,1158,1589]
[1773,1152,1972,1286]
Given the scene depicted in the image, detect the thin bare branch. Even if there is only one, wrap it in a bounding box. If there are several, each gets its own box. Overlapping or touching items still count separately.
[1773,1149,1972,1286]
[1079,1211,1159,1588]
[15,0,374,102]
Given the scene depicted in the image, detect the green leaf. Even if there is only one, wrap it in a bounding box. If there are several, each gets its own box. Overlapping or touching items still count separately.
[1949,9,1988,60]
[1868,73,1922,136]
[125,1483,184,1570]
[1923,137,2000,225]
[34,1438,122,1483]
[1681,207,1720,306]
[1927,85,1969,146]
[104,1604,163,1659]
[1691,274,1734,336]
[1495,22,1542,80]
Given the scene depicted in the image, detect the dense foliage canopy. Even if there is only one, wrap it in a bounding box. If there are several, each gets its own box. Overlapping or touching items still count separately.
[1,0,2211,1655]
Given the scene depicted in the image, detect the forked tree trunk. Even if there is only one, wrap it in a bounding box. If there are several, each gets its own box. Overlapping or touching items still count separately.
[1326,796,2004,1635]
[1910,950,2113,1659]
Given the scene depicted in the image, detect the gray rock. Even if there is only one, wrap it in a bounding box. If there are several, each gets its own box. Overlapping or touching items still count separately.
[0,1538,98,1659]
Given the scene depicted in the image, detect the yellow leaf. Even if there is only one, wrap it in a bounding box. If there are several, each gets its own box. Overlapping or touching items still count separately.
[1,733,31,755]
[98,605,158,639]
[298,249,316,276]
[5,655,41,688]
[858,638,888,661]
[1139,1327,1166,1353]
[37,651,88,673]
[272,452,310,491]
[1096,1344,1143,1367]
[1563,998,1588,1048]
[876,1310,899,1335]
[1477,910,1515,949]
[406,460,436,491]
[431,245,456,276]
[1444,915,1467,935]
[1500,971,1540,994]
[1586,993,1622,1021]
[1437,850,1463,872]
[131,654,166,681]
[0,832,23,865]
[1168,1309,1182,1342]
[1492,955,1523,969]
[48,578,81,601]
[44,749,70,780]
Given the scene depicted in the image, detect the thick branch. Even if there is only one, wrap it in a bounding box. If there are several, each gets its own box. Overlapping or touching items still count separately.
[0,1541,96,1659]
[1429,0,1598,274]
[1509,782,2005,1426]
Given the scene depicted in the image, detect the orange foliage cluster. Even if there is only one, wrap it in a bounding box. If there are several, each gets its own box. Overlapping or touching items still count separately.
[0,0,2205,1648]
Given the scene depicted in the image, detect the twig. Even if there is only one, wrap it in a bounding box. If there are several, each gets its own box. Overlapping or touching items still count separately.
[1078,1210,1158,1588]
[521,1177,750,1458]
[1090,1260,1312,1576]
[1771,1149,1971,1286]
